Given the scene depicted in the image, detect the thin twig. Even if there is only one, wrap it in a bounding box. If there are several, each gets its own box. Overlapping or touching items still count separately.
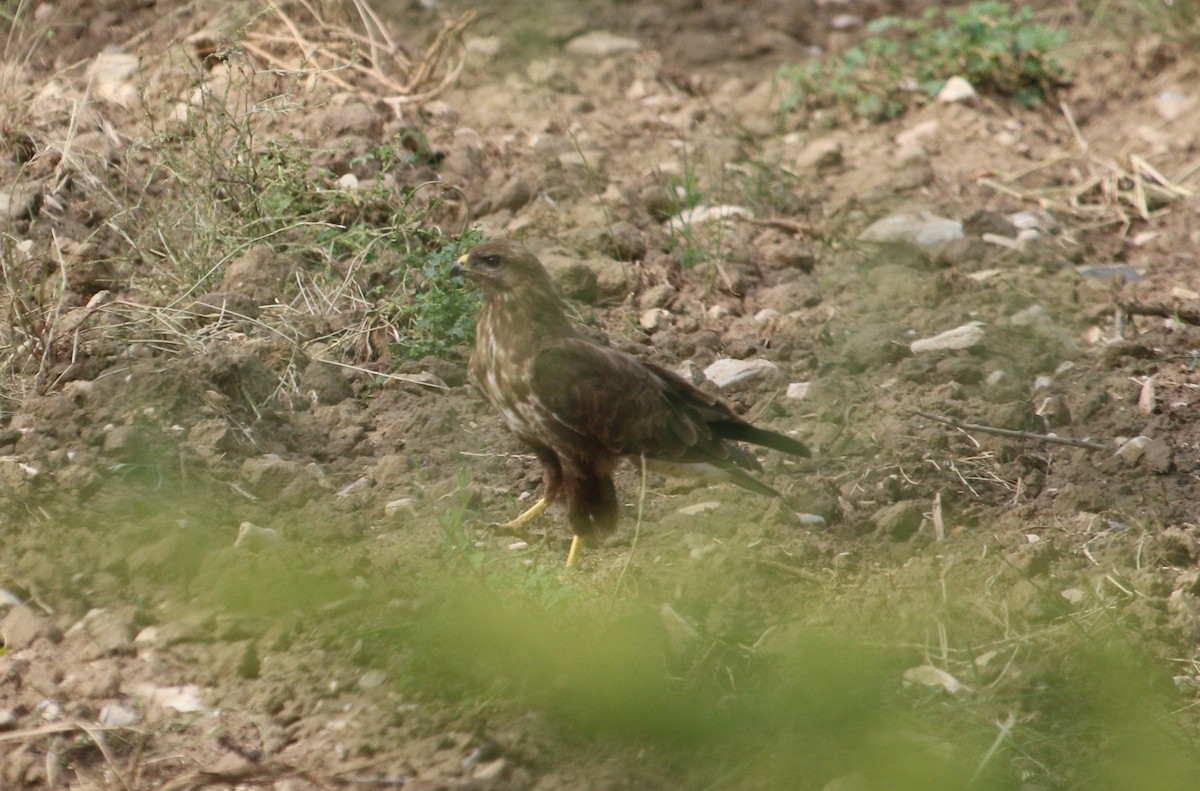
[1119,300,1200,327]
[912,410,1109,452]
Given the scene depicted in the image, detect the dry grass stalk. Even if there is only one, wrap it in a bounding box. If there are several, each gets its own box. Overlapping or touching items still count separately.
[241,1,475,111]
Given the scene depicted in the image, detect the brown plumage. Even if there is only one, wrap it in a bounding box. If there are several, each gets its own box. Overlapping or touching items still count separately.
[453,240,811,566]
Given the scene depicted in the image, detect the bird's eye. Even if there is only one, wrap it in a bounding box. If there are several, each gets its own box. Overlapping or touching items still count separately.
[480,254,501,269]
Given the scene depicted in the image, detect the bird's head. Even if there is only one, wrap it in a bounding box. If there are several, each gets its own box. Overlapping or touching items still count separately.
[452,240,554,296]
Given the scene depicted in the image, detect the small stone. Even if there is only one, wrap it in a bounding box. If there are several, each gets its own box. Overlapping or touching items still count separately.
[0,709,18,731]
[637,283,676,309]
[299,361,353,406]
[1033,376,1054,391]
[678,501,721,516]
[754,308,782,324]
[830,13,863,29]
[492,174,536,213]
[794,138,843,170]
[473,758,508,782]
[937,76,977,103]
[910,322,985,353]
[1138,376,1157,415]
[358,670,388,689]
[668,204,753,232]
[65,608,135,657]
[1075,264,1141,285]
[385,498,417,518]
[0,589,21,610]
[337,172,359,190]
[235,522,281,550]
[703,358,780,391]
[564,31,641,57]
[1155,90,1194,121]
[1115,436,1153,463]
[640,308,670,331]
[859,212,963,247]
[873,500,924,540]
[99,704,140,727]
[1061,588,1086,606]
[0,180,44,220]
[896,120,939,149]
[1,603,61,649]
[600,221,647,262]
[985,370,1006,387]
[785,382,810,400]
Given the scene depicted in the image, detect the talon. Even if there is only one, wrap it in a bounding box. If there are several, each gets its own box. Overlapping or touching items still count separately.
[486,497,548,542]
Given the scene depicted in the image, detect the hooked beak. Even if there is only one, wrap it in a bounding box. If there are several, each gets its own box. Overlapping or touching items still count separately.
[449,253,469,278]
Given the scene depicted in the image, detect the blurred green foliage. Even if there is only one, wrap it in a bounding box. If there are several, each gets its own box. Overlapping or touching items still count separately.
[778,2,1069,121]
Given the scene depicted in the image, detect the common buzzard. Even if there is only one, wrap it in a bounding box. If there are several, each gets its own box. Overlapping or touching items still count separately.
[453,240,811,566]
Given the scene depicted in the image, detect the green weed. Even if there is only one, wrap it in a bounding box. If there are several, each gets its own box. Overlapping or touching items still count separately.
[778,2,1069,122]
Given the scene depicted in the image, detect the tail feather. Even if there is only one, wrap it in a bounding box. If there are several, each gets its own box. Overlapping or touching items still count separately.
[718,423,812,458]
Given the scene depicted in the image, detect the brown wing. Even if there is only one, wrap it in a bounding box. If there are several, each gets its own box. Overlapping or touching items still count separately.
[529,338,755,468]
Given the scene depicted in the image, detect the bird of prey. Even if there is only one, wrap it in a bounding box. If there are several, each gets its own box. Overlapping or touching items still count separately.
[452,240,811,567]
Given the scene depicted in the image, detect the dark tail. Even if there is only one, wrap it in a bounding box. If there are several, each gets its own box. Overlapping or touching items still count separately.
[719,423,812,458]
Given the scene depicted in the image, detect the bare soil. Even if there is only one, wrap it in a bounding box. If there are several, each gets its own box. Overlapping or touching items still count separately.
[3,1,1200,789]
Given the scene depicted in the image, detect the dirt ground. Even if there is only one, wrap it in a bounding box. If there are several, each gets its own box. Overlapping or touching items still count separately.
[3,0,1200,789]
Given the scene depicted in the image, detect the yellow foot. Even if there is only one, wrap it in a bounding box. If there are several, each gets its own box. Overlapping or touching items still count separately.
[565,534,585,568]
[487,497,548,541]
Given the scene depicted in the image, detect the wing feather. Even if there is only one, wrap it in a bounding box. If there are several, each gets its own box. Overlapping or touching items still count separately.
[529,338,741,465]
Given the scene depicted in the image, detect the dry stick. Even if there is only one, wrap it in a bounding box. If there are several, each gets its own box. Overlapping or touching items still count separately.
[912,410,1110,452]
[1119,300,1200,327]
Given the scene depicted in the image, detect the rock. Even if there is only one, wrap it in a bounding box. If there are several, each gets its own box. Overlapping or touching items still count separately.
[236,522,282,550]
[187,419,238,459]
[1155,90,1194,121]
[599,221,647,262]
[1144,437,1174,474]
[937,76,977,103]
[0,589,20,610]
[637,283,676,309]
[99,704,139,727]
[541,253,627,298]
[126,683,208,714]
[358,669,387,689]
[65,608,135,657]
[564,31,641,57]
[1,604,61,649]
[0,709,19,731]
[385,498,417,518]
[299,361,353,406]
[754,309,781,324]
[551,263,599,303]
[242,455,306,497]
[873,500,924,540]
[89,51,139,106]
[678,501,721,516]
[858,212,963,247]
[1115,435,1153,464]
[668,204,753,232]
[640,308,671,331]
[785,382,810,400]
[491,174,536,213]
[896,119,939,149]
[794,138,843,170]
[910,322,985,353]
[703,358,780,391]
[337,172,359,190]
[757,278,819,313]
[63,660,122,698]
[221,245,291,302]
[0,180,43,220]
[1075,264,1141,285]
